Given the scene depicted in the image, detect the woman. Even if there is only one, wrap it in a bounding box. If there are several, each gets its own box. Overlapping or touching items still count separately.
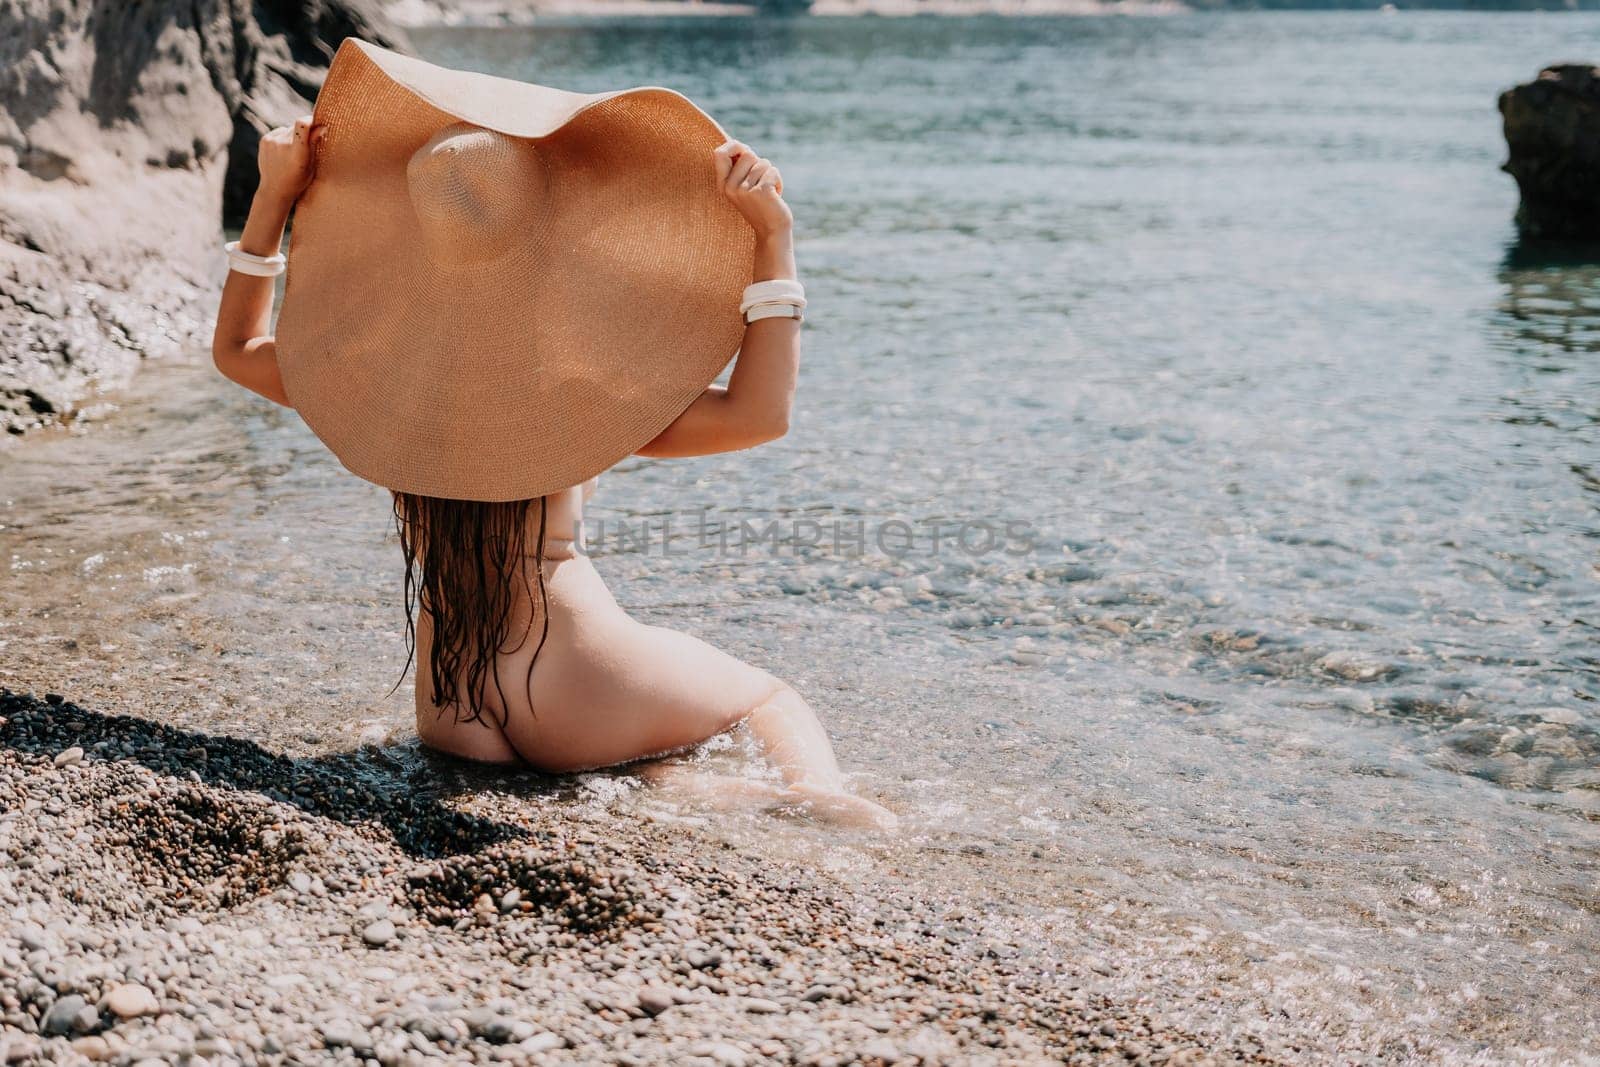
[212,115,895,831]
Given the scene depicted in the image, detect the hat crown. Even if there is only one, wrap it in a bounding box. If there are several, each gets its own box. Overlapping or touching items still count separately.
[406,124,544,266]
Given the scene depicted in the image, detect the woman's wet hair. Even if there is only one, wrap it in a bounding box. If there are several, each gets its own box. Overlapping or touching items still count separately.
[389,492,551,731]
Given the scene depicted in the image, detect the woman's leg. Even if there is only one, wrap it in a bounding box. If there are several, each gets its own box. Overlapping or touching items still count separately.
[640,681,897,831]
[741,684,845,791]
[501,560,895,828]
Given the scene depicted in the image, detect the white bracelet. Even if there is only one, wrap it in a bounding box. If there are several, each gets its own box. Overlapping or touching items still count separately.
[740,278,805,315]
[745,302,803,324]
[225,240,286,278]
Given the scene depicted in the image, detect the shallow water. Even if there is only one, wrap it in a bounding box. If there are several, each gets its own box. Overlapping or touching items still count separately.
[3,12,1598,1061]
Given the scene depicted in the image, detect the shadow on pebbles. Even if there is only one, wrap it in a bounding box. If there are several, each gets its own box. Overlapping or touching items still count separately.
[0,688,1271,1066]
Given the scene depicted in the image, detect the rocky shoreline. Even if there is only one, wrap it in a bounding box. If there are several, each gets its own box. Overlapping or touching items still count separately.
[0,0,408,438]
[0,688,1271,1066]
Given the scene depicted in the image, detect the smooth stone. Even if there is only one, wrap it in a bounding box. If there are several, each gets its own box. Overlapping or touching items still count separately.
[636,987,675,1017]
[43,993,89,1035]
[742,997,782,1014]
[3,1039,41,1065]
[52,747,84,768]
[320,1019,373,1053]
[69,1036,112,1061]
[465,1010,528,1044]
[860,1037,902,1061]
[105,983,160,1019]
[691,1041,748,1067]
[518,1033,564,1054]
[362,919,396,947]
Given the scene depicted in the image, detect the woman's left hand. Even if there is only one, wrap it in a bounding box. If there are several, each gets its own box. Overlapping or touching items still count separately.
[256,116,323,207]
[714,140,792,238]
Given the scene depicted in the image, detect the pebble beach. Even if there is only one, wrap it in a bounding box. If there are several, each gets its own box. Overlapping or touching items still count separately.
[0,689,1268,1066]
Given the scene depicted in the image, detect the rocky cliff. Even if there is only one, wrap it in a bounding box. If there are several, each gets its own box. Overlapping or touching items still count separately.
[1500,64,1600,243]
[0,0,408,436]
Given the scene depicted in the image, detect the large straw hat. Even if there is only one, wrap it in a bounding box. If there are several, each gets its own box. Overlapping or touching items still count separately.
[274,38,755,502]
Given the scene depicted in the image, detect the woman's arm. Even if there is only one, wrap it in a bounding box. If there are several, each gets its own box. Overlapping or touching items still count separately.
[211,117,321,408]
[636,141,799,459]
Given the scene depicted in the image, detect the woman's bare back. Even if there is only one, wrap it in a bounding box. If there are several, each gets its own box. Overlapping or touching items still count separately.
[416,482,779,763]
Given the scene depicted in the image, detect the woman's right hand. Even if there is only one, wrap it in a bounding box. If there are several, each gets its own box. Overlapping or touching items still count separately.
[256,116,323,208]
[714,140,792,238]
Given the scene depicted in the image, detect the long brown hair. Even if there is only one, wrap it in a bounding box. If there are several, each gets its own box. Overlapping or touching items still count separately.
[390,493,551,730]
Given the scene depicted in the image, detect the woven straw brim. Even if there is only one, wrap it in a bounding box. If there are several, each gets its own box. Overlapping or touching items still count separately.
[275,39,754,502]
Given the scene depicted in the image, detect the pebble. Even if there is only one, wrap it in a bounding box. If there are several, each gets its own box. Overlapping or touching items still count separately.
[519,1033,564,1054]
[193,1037,232,1058]
[691,1041,749,1066]
[466,1010,531,1044]
[2,1039,41,1065]
[742,997,783,1014]
[53,746,84,767]
[860,1037,902,1062]
[362,918,397,947]
[637,987,675,1016]
[1315,651,1392,682]
[320,1018,374,1053]
[43,993,93,1035]
[69,1036,113,1061]
[105,983,161,1019]
[685,948,723,970]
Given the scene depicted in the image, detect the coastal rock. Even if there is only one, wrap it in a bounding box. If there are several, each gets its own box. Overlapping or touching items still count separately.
[0,0,409,437]
[1500,64,1600,241]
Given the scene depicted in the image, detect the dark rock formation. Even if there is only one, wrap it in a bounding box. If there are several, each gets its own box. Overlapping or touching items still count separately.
[0,0,409,436]
[1500,64,1600,243]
